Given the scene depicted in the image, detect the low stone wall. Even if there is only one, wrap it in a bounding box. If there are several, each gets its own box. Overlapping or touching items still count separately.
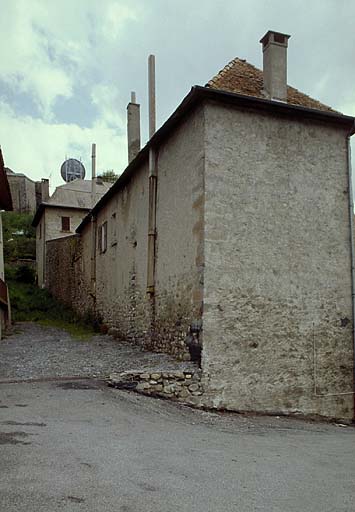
[109,369,203,406]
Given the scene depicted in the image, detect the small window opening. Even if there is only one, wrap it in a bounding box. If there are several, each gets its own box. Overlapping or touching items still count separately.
[98,221,108,253]
[61,216,70,232]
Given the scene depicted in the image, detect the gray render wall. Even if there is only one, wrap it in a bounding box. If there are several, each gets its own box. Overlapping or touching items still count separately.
[154,106,205,357]
[94,162,151,344]
[200,102,354,420]
[7,175,37,213]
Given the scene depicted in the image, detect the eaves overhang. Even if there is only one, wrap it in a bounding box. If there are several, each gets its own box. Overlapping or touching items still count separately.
[76,85,355,233]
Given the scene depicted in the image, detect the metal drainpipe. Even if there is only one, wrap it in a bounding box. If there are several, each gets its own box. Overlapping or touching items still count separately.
[346,131,355,420]
[90,215,97,302]
[147,147,157,295]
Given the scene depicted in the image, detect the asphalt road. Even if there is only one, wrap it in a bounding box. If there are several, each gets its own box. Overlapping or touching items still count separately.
[1,378,354,512]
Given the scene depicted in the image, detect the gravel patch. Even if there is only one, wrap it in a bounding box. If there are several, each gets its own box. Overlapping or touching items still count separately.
[0,322,196,381]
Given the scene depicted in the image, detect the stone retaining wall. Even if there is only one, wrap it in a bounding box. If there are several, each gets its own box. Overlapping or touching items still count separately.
[109,369,203,406]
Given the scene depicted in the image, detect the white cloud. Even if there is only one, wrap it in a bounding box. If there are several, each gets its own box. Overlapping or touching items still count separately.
[0,0,141,188]
[0,101,127,190]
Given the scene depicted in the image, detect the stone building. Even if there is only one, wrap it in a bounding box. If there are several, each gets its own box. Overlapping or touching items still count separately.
[45,31,355,420]
[5,168,49,213]
[0,149,13,338]
[33,178,111,287]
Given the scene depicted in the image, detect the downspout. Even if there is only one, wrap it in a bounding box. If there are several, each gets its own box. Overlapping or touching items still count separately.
[90,214,97,305]
[42,213,46,288]
[146,55,157,292]
[146,55,157,344]
[346,130,355,421]
[147,148,157,295]
[90,143,97,309]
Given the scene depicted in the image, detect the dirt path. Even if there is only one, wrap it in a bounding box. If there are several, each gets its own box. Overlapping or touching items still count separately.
[0,322,194,382]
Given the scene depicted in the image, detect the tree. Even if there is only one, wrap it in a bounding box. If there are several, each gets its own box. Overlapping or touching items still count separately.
[2,212,36,261]
[97,170,118,183]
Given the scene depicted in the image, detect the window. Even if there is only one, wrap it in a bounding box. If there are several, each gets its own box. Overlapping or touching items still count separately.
[61,216,70,232]
[102,221,107,253]
[98,221,108,254]
[111,212,117,246]
[97,225,102,252]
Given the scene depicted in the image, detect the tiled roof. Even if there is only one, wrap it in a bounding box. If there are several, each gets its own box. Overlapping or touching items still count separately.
[206,58,336,113]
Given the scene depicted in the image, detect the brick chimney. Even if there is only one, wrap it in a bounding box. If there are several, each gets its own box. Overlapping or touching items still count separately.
[260,30,290,102]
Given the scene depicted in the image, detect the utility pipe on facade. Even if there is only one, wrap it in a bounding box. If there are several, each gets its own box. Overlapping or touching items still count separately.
[90,143,97,298]
[346,129,355,419]
[147,54,157,295]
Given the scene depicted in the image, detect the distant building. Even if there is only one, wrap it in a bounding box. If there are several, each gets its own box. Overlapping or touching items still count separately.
[5,168,49,213]
[33,178,112,287]
[0,149,13,338]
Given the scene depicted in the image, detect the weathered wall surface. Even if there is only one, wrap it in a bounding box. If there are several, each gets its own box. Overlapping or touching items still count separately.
[154,107,205,356]
[36,206,89,287]
[94,162,151,344]
[7,175,36,213]
[46,233,93,316]
[44,207,89,241]
[201,102,354,419]
[65,108,206,357]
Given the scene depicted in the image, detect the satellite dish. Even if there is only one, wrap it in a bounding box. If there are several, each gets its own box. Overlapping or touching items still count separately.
[60,158,86,182]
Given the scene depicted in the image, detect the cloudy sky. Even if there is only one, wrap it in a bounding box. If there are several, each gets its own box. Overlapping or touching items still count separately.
[0,0,354,189]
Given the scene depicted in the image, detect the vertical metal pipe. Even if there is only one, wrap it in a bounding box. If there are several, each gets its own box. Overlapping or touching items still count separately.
[90,216,97,297]
[147,148,157,294]
[346,133,355,419]
[148,55,156,139]
[91,143,96,207]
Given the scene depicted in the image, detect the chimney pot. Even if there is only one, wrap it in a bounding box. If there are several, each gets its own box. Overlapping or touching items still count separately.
[260,30,290,102]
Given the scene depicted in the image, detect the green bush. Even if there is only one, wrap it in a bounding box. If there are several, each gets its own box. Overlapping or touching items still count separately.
[2,211,36,262]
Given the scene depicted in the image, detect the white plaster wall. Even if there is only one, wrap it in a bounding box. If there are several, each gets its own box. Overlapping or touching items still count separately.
[201,102,354,420]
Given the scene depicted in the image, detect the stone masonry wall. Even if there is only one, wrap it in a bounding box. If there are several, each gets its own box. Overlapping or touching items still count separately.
[109,368,203,406]
[46,234,93,317]
[201,102,354,420]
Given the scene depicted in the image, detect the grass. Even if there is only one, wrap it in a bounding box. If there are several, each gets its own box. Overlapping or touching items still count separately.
[7,279,96,340]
